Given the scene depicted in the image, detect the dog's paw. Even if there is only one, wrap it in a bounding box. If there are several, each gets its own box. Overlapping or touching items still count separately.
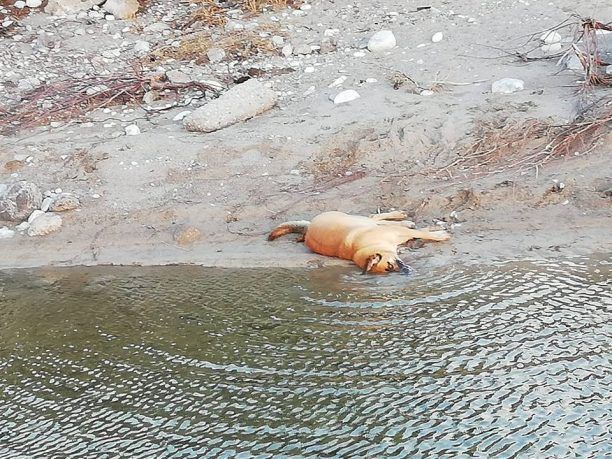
[430,230,451,241]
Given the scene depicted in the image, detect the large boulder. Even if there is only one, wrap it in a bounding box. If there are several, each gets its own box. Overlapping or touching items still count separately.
[184,79,277,133]
[27,213,63,236]
[0,181,43,222]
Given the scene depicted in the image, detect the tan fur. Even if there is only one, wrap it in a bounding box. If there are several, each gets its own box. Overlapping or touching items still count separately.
[268,211,450,274]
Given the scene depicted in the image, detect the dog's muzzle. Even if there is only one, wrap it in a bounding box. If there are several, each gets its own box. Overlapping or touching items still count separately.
[396,258,414,275]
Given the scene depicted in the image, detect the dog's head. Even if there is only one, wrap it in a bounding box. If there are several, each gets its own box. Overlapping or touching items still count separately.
[359,251,412,275]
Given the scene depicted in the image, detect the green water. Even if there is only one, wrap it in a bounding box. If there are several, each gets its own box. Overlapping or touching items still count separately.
[0,258,610,458]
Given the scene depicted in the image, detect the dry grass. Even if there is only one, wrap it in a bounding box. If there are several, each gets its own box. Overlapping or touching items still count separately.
[150,30,277,63]
[571,18,612,87]
[440,100,611,177]
[239,0,299,13]
[0,68,220,134]
[183,0,227,29]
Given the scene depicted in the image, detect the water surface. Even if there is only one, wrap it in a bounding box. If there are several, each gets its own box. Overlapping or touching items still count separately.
[0,257,610,458]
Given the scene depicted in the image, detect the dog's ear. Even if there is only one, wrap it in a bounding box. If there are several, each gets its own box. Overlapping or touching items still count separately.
[362,253,382,274]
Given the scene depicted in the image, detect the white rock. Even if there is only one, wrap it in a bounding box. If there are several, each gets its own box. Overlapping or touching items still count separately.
[41,197,53,212]
[367,30,396,52]
[540,31,562,44]
[431,32,444,43]
[281,44,293,57]
[102,0,139,19]
[125,124,140,135]
[541,43,562,54]
[332,90,360,104]
[294,43,312,55]
[28,209,45,223]
[27,213,62,236]
[420,90,435,96]
[184,79,277,133]
[45,0,100,15]
[207,47,226,63]
[272,35,284,47]
[173,111,191,121]
[491,78,524,94]
[0,227,15,239]
[328,76,347,88]
[166,70,191,84]
[15,221,30,232]
[26,0,42,7]
[14,1,26,8]
[134,40,150,55]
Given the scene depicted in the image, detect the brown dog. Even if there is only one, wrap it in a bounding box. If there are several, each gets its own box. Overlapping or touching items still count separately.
[268,211,450,274]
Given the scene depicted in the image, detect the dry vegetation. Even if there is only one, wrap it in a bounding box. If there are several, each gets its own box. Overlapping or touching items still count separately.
[571,18,612,87]
[149,30,277,63]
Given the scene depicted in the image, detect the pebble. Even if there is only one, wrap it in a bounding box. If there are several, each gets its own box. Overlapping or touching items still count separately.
[367,30,396,52]
[172,111,191,121]
[541,43,562,54]
[26,0,42,7]
[41,197,53,212]
[331,89,360,104]
[294,44,313,55]
[14,1,26,8]
[431,32,444,43]
[0,227,15,239]
[184,79,277,133]
[281,44,293,57]
[328,76,347,88]
[125,124,140,135]
[207,47,226,63]
[134,40,150,55]
[27,213,63,236]
[50,193,80,212]
[272,35,285,47]
[491,78,524,94]
[540,31,562,44]
[166,70,191,84]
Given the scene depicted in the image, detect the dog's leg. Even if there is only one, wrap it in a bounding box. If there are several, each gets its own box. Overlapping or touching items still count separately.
[391,227,450,243]
[368,210,408,221]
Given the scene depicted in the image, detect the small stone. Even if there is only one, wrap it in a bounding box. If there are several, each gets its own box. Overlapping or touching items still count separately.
[281,44,293,57]
[540,31,562,44]
[0,227,15,239]
[420,90,435,96]
[431,32,444,43]
[166,70,191,84]
[541,43,562,54]
[102,0,139,19]
[142,91,159,105]
[328,76,347,88]
[50,193,80,212]
[207,47,226,63]
[26,0,42,7]
[41,197,53,212]
[272,35,284,47]
[173,226,201,246]
[134,40,150,55]
[184,79,277,133]
[331,89,360,104]
[172,111,191,121]
[491,78,524,94]
[27,213,63,236]
[294,43,312,55]
[14,1,26,8]
[125,124,140,136]
[304,66,315,73]
[0,181,42,222]
[367,30,396,53]
[15,221,29,232]
[28,210,45,223]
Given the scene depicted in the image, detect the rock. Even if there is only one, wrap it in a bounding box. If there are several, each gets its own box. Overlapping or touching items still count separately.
[331,89,360,104]
[45,0,101,15]
[173,226,202,246]
[15,221,29,232]
[328,76,347,88]
[207,47,226,63]
[166,70,191,84]
[50,193,80,212]
[0,227,15,239]
[27,213,62,236]
[491,78,524,94]
[272,35,284,47]
[320,37,337,54]
[41,197,53,212]
[367,30,396,52]
[431,32,444,43]
[294,43,313,55]
[184,79,277,133]
[125,124,140,135]
[172,110,191,121]
[0,184,7,196]
[134,40,150,55]
[102,0,139,19]
[28,210,45,223]
[540,31,562,44]
[0,181,42,222]
[26,0,42,7]
[4,160,24,172]
[14,1,26,8]
[541,43,562,54]
[144,22,170,33]
[281,44,293,57]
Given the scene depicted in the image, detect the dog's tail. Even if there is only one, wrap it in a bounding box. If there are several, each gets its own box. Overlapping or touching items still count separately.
[268,221,310,241]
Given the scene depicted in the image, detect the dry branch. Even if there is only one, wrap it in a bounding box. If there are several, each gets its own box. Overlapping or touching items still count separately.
[0,68,220,134]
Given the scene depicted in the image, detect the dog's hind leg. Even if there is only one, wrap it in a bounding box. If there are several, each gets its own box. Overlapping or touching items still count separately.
[390,227,450,243]
[268,221,310,241]
[369,210,408,221]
